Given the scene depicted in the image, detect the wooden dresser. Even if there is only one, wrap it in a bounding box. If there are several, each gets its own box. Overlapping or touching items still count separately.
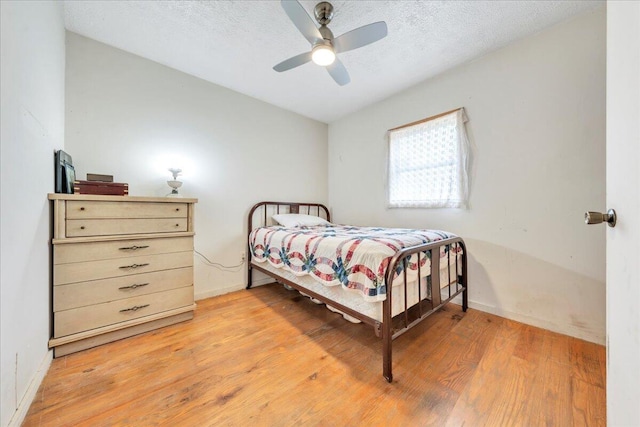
[48,194,198,357]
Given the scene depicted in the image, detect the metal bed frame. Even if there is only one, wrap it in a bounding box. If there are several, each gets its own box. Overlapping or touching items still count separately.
[246,201,468,382]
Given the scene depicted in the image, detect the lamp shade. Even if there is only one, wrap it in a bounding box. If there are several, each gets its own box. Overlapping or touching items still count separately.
[311,44,336,66]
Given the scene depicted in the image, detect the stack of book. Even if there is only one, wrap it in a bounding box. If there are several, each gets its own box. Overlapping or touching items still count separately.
[74,174,128,196]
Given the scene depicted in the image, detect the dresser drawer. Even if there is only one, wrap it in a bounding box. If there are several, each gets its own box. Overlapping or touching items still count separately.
[66,218,188,237]
[54,286,194,337]
[54,267,193,311]
[55,237,193,264]
[66,201,188,219]
[54,251,193,285]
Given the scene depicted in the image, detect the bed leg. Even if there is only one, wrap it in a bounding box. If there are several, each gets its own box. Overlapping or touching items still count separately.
[383,326,392,383]
[382,297,393,382]
[462,287,468,312]
[460,241,468,312]
[383,352,393,383]
[246,264,253,289]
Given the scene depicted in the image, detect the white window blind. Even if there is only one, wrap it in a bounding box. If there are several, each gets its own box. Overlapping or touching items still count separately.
[388,108,470,209]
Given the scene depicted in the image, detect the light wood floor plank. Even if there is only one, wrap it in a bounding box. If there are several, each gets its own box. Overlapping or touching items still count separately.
[23,283,606,426]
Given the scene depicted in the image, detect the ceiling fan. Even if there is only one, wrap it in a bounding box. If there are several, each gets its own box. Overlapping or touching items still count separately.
[273,0,388,86]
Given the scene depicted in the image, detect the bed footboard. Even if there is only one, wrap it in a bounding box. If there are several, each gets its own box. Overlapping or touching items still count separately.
[246,201,468,383]
[381,237,468,382]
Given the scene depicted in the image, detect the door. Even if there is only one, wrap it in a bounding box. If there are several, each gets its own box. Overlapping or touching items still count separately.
[606,2,640,425]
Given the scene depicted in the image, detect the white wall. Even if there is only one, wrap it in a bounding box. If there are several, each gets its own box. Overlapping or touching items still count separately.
[0,2,65,426]
[65,33,328,299]
[328,8,606,343]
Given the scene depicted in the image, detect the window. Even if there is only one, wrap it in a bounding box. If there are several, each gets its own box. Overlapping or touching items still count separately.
[387,108,470,208]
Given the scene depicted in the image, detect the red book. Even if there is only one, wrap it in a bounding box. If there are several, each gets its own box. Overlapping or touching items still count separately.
[74,181,129,196]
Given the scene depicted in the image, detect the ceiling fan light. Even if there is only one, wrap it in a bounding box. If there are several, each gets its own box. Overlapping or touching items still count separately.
[311,44,336,66]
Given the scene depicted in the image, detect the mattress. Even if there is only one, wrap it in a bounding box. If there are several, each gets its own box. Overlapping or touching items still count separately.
[249,224,461,302]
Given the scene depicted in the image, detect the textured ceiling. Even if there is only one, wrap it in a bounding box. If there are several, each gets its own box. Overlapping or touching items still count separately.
[64,1,603,123]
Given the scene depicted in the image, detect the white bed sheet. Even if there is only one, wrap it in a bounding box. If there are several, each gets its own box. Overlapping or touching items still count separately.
[254,259,462,323]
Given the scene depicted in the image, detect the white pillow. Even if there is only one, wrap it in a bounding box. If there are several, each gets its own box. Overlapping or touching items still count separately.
[272,213,330,228]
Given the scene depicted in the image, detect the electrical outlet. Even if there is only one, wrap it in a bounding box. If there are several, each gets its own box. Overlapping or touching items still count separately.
[240,252,246,263]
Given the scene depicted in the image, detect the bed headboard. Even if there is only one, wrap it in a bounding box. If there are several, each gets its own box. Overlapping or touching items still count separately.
[247,201,331,232]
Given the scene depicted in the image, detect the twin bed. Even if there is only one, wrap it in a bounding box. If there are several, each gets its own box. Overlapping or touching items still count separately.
[246,201,468,382]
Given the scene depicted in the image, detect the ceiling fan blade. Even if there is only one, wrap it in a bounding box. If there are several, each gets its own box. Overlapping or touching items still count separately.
[326,59,350,86]
[333,21,388,54]
[281,0,323,45]
[273,52,313,72]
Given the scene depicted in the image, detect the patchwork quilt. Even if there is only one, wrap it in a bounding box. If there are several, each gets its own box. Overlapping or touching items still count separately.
[249,224,461,301]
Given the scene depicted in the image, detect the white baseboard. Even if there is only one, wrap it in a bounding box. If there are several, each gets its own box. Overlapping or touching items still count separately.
[194,277,273,301]
[197,284,603,345]
[247,277,274,288]
[195,285,243,300]
[8,350,52,427]
[468,300,605,345]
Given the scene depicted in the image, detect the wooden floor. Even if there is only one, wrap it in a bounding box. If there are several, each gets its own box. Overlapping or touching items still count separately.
[23,283,606,426]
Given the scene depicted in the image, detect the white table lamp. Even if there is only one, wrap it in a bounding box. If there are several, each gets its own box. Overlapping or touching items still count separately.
[167,168,182,197]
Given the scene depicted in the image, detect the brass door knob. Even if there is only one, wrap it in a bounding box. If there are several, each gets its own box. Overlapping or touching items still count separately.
[585,209,617,227]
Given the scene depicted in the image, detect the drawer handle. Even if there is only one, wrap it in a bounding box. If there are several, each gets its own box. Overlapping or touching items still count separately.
[175,208,180,212]
[80,226,85,230]
[80,207,85,211]
[120,304,150,313]
[119,263,149,270]
[118,245,150,251]
[119,283,149,290]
